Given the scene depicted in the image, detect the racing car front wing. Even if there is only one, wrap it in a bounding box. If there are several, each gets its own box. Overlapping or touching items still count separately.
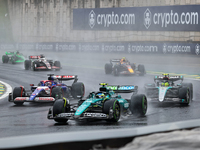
[8,93,55,103]
[47,108,114,120]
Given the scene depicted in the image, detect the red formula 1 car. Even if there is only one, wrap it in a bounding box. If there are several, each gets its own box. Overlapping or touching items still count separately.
[24,54,61,71]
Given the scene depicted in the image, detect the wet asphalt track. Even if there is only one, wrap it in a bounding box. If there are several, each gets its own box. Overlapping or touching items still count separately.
[0,51,200,138]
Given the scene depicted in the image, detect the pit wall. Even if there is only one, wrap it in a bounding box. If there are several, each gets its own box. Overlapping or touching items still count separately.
[7,0,200,43]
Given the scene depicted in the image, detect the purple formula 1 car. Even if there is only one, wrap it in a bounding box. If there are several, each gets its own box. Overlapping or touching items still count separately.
[8,74,85,105]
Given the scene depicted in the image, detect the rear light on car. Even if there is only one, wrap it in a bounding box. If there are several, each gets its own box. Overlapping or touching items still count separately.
[30,84,34,86]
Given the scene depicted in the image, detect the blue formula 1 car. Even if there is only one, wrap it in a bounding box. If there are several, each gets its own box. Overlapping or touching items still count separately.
[144,74,193,105]
[47,83,147,123]
[8,74,85,105]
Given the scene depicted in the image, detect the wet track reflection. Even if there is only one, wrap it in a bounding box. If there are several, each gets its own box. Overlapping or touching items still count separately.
[0,52,199,138]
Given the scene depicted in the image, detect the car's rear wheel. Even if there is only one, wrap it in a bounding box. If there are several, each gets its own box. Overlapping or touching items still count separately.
[105,63,112,74]
[181,83,193,100]
[2,55,9,63]
[13,87,25,105]
[54,61,61,71]
[138,64,145,76]
[130,94,147,116]
[24,60,31,70]
[71,82,85,99]
[103,99,120,122]
[179,87,190,106]
[51,87,63,100]
[53,99,69,123]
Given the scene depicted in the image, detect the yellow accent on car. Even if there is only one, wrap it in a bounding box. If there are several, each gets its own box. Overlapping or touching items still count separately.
[128,68,134,73]
[99,83,108,86]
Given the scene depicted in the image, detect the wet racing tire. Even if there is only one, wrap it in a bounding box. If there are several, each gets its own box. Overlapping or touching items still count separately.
[51,87,63,100]
[103,99,120,122]
[179,87,190,106]
[53,99,69,123]
[130,63,136,70]
[105,63,112,74]
[71,82,85,99]
[181,83,193,100]
[24,60,31,70]
[2,55,9,63]
[13,87,25,105]
[138,64,145,76]
[130,94,147,116]
[54,61,61,71]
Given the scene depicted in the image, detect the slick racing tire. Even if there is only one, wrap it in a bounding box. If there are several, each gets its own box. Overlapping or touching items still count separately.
[103,99,120,122]
[54,61,61,71]
[179,87,190,106]
[113,65,119,76]
[138,64,145,76]
[181,83,193,100]
[53,99,69,123]
[51,87,63,100]
[24,60,31,70]
[130,94,147,116]
[2,55,9,63]
[71,82,85,99]
[105,63,112,74]
[13,87,25,105]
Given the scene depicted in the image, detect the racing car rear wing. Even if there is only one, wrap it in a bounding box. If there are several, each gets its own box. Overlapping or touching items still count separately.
[107,85,138,93]
[47,74,78,82]
[110,59,121,63]
[29,55,40,59]
[154,75,184,82]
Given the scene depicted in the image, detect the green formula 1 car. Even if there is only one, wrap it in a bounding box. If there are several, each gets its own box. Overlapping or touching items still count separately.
[2,51,25,64]
[48,83,148,123]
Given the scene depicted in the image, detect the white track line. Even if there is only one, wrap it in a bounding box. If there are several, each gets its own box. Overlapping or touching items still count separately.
[0,81,12,100]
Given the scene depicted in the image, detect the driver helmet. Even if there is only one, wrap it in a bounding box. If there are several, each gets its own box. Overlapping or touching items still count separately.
[16,51,20,55]
[45,81,52,86]
[122,57,126,62]
[96,93,105,99]
[161,82,169,87]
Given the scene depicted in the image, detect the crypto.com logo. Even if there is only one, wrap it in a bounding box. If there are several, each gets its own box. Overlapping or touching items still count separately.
[89,10,96,28]
[144,8,151,29]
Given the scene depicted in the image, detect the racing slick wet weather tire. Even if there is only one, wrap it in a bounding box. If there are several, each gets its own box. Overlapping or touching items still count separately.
[13,87,25,105]
[138,64,145,76]
[181,83,193,100]
[54,61,61,71]
[2,55,9,63]
[130,94,147,116]
[113,65,119,76]
[103,99,120,122]
[24,60,31,70]
[51,87,63,100]
[71,82,85,99]
[179,87,190,106]
[105,63,112,74]
[53,99,69,123]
